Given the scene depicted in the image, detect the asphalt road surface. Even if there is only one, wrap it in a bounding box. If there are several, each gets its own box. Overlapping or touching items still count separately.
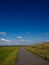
[16,47,49,65]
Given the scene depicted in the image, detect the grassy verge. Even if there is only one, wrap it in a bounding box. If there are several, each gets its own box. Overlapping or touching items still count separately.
[0,46,19,65]
[25,42,49,61]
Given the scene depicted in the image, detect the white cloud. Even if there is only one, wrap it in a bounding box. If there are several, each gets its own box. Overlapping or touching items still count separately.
[0,38,10,43]
[18,39,30,45]
[45,40,49,42]
[16,36,30,45]
[0,36,31,45]
[0,32,7,36]
[17,36,23,39]
[20,39,29,42]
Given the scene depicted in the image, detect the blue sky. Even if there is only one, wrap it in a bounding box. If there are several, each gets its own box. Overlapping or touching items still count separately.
[0,0,49,45]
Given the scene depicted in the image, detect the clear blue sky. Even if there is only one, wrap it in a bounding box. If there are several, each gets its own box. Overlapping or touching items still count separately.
[0,0,49,45]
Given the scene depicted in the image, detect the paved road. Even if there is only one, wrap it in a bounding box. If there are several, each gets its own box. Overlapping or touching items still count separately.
[16,47,49,65]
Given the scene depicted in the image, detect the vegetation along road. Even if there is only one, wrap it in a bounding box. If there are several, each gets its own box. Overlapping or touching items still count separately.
[0,46,19,65]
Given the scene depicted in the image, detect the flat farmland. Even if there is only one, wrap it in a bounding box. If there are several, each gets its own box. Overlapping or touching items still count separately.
[0,46,19,65]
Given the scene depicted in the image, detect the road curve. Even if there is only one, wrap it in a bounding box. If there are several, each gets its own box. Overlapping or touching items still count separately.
[16,47,49,65]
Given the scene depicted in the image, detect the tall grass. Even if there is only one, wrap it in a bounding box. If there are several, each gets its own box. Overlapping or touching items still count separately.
[25,42,49,61]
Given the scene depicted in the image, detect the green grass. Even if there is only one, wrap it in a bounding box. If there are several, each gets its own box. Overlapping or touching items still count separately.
[25,42,49,61]
[0,46,19,65]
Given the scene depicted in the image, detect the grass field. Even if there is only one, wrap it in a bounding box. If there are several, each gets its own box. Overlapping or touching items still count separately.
[0,46,19,65]
[25,42,49,61]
